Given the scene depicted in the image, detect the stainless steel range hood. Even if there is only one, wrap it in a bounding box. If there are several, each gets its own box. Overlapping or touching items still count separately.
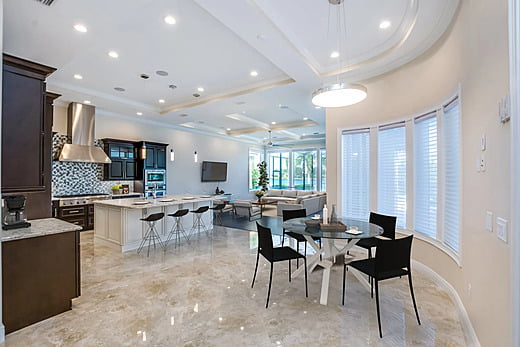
[58,103,111,164]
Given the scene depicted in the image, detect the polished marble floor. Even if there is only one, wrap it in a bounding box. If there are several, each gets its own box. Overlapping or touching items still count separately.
[4,227,467,346]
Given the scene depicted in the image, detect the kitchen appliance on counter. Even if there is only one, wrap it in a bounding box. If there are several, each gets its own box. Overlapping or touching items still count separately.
[52,193,110,230]
[2,195,31,230]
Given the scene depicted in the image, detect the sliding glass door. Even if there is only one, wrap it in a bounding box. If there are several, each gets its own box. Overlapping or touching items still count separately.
[292,150,317,190]
[268,151,290,189]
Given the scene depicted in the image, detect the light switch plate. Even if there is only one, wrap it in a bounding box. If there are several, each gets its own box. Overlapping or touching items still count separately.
[486,211,493,232]
[497,217,508,243]
[481,135,486,151]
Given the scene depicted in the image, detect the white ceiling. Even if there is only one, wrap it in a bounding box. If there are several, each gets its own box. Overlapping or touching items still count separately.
[3,0,459,146]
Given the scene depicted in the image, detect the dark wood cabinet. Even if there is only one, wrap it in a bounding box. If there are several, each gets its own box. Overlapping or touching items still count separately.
[103,139,137,180]
[2,230,81,334]
[1,54,57,219]
[141,142,167,169]
[52,202,94,231]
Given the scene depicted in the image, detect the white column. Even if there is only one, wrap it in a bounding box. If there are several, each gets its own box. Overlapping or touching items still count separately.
[508,1,520,345]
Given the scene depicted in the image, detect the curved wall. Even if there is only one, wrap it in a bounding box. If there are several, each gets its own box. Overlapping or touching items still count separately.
[326,0,511,345]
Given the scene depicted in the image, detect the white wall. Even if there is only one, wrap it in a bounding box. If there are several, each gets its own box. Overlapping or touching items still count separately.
[53,106,253,200]
[326,0,511,345]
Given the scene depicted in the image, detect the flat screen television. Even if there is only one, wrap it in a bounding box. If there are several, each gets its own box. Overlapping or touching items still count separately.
[201,161,227,182]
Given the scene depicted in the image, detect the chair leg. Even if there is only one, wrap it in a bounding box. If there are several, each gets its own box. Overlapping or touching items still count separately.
[369,248,373,298]
[408,274,421,325]
[281,230,285,246]
[288,259,291,282]
[303,256,308,297]
[342,264,347,305]
[296,241,301,269]
[251,251,260,288]
[266,263,274,308]
[375,280,382,338]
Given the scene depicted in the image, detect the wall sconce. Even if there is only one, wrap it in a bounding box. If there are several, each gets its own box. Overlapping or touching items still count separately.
[140,144,147,159]
[194,151,198,163]
[170,149,175,162]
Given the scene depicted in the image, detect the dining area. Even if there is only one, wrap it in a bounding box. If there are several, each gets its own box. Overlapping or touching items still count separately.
[251,209,421,338]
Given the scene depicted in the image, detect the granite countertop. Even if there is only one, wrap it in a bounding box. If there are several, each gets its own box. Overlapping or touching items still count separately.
[2,218,83,242]
[93,195,216,209]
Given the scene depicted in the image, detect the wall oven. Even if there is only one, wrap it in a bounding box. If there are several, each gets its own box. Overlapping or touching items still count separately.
[144,169,166,185]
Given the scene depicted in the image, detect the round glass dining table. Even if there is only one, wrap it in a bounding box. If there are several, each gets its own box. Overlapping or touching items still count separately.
[282,217,383,305]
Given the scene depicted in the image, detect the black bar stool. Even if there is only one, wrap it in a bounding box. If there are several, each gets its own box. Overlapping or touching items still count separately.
[210,203,226,225]
[190,206,210,237]
[137,212,165,256]
[165,208,190,250]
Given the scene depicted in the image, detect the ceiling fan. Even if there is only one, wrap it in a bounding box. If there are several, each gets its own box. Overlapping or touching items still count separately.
[264,130,293,148]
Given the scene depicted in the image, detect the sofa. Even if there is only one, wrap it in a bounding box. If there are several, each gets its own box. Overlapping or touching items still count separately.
[261,189,327,216]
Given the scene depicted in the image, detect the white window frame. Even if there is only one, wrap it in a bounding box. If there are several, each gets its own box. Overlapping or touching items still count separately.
[337,87,462,265]
[248,148,264,191]
[266,146,326,191]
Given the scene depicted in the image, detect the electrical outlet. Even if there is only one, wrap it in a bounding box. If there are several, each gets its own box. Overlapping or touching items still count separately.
[476,156,481,172]
[480,154,486,172]
[497,217,508,243]
[486,211,493,232]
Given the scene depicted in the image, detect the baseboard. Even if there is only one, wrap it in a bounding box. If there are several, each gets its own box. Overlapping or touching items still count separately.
[412,260,481,347]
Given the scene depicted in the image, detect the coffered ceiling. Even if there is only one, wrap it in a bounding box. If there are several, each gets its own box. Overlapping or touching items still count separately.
[3,0,459,146]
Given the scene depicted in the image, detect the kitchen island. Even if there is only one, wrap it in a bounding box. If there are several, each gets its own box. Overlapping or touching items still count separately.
[93,195,216,252]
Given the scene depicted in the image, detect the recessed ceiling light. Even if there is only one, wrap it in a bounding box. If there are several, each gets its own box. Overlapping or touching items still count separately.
[108,51,119,58]
[197,87,204,92]
[169,84,177,89]
[73,24,87,33]
[158,99,165,103]
[303,117,308,120]
[156,70,169,76]
[379,20,391,29]
[330,51,340,58]
[271,121,276,125]
[250,70,258,77]
[179,114,188,117]
[164,15,176,25]
[83,100,91,104]
[74,74,83,80]
[114,87,125,92]
[314,106,321,109]
[136,112,143,116]
[226,128,231,131]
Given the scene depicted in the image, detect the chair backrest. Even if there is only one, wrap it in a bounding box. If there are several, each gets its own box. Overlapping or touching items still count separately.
[192,206,209,213]
[282,208,307,222]
[375,235,413,273]
[142,212,165,222]
[256,222,273,259]
[369,212,397,239]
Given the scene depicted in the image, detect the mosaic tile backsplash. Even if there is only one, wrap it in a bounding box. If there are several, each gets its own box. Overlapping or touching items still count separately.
[52,134,134,196]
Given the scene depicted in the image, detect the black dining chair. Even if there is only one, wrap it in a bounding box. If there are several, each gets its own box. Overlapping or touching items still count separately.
[356,212,397,258]
[251,222,308,308]
[281,209,321,268]
[342,235,421,338]
[355,212,397,294]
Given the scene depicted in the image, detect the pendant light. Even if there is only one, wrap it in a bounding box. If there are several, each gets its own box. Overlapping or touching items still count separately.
[311,0,367,108]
